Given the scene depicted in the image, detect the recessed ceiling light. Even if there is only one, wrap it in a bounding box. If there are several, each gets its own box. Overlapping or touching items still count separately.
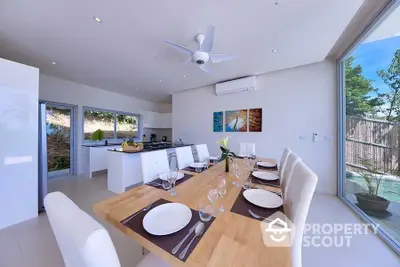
[272,49,278,53]
[51,61,56,65]
[93,17,102,23]
[159,79,162,83]
[183,75,186,78]
[135,89,138,91]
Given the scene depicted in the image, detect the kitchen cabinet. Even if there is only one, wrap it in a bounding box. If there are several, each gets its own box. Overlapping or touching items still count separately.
[142,111,172,128]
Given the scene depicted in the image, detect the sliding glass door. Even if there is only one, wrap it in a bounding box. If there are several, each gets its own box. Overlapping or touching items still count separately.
[45,103,75,178]
[338,1,400,254]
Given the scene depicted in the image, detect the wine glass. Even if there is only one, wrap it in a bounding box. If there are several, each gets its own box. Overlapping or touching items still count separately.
[217,178,227,212]
[207,188,219,211]
[167,171,178,196]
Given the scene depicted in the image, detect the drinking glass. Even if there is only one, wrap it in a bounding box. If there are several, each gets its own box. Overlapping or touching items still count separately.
[198,199,213,222]
[207,188,219,208]
[243,176,252,190]
[217,178,227,212]
[167,171,178,196]
[232,164,242,188]
[162,179,171,190]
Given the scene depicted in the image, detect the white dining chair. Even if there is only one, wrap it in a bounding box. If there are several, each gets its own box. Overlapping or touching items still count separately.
[45,192,170,267]
[45,191,122,267]
[140,149,170,183]
[238,143,256,156]
[281,152,301,197]
[283,161,318,267]
[175,146,195,169]
[195,144,210,162]
[278,148,292,178]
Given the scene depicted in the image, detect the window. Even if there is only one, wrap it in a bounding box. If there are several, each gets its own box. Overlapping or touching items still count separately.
[339,1,400,253]
[83,108,140,141]
[117,114,139,138]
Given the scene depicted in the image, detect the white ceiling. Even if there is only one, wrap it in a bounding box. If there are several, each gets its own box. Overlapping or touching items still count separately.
[0,0,364,103]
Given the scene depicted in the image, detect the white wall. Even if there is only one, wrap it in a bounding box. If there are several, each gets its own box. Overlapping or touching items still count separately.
[0,58,39,229]
[173,60,337,195]
[39,74,171,174]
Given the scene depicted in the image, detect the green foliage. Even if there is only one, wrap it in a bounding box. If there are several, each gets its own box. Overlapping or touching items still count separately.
[345,56,383,117]
[377,49,400,121]
[92,129,104,141]
[358,158,385,197]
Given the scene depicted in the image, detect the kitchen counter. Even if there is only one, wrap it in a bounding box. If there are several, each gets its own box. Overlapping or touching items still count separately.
[107,143,193,154]
[82,143,123,147]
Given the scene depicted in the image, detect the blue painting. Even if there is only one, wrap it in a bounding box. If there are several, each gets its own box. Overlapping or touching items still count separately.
[213,112,223,132]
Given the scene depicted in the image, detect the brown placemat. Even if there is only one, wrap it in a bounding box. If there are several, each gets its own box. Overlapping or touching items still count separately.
[249,172,281,188]
[230,188,284,221]
[146,173,194,190]
[122,198,215,262]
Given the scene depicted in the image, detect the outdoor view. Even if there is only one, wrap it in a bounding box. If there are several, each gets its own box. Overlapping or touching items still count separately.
[83,109,139,140]
[46,105,71,175]
[343,6,400,247]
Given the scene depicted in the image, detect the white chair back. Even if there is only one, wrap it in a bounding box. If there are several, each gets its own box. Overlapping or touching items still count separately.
[195,144,210,162]
[140,150,170,183]
[238,143,256,156]
[175,146,195,169]
[281,152,301,196]
[283,161,318,267]
[278,148,292,177]
[44,192,121,267]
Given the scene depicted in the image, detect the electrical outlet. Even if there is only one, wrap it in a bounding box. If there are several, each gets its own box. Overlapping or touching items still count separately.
[324,135,333,141]
[299,135,307,141]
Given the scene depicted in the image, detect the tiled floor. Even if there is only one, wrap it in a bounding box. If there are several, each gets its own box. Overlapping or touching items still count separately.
[0,174,399,267]
[0,174,145,267]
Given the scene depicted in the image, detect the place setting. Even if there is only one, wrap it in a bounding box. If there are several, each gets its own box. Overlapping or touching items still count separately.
[182,160,211,173]
[146,170,194,193]
[120,181,227,262]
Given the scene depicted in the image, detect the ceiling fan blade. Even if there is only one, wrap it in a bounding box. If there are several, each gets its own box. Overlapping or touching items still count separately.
[199,64,211,73]
[164,40,194,56]
[200,25,215,52]
[209,53,237,63]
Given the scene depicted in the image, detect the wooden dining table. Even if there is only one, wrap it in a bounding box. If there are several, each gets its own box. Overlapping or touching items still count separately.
[93,158,292,267]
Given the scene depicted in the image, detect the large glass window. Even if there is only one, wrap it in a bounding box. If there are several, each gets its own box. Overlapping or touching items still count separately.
[83,108,139,141]
[339,2,400,252]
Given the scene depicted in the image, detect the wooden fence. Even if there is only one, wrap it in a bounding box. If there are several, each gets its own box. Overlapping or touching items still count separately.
[346,116,400,174]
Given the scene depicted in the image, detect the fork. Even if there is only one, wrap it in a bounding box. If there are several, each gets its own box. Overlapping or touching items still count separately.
[121,203,153,224]
[248,209,285,227]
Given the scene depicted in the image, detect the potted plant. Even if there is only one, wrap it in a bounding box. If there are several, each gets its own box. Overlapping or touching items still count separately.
[91,129,105,144]
[217,136,236,172]
[355,158,390,213]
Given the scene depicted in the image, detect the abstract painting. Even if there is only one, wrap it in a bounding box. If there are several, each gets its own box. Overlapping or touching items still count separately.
[213,111,223,132]
[225,109,248,132]
[249,108,262,132]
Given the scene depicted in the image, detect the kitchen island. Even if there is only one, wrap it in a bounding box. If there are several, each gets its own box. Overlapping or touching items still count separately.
[107,143,193,194]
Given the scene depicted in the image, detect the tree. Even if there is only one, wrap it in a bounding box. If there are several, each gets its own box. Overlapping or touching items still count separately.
[377,49,400,121]
[345,56,382,117]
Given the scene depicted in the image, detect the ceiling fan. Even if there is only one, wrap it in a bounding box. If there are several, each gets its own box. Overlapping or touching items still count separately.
[164,25,237,73]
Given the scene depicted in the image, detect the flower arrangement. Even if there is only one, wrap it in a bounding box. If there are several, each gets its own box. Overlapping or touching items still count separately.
[217,136,236,172]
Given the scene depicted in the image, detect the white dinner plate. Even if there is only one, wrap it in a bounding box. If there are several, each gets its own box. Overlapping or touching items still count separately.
[209,156,219,161]
[243,189,283,208]
[257,161,277,168]
[252,171,279,181]
[143,203,192,235]
[158,172,185,181]
[190,163,206,168]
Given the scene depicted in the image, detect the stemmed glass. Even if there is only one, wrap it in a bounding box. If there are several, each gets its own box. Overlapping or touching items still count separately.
[232,163,242,188]
[207,188,219,211]
[217,178,227,212]
[167,170,178,196]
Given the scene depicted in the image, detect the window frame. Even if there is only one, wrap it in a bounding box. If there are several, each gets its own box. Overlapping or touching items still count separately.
[337,0,400,255]
[82,106,141,143]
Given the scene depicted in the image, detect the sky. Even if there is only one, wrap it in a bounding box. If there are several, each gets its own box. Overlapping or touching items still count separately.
[351,35,400,95]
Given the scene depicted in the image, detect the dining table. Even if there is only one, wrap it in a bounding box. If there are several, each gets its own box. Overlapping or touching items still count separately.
[93,158,292,267]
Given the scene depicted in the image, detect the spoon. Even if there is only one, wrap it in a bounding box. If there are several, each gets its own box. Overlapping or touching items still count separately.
[178,222,205,259]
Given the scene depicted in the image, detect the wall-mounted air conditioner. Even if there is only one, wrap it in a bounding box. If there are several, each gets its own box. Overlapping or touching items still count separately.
[215,76,256,96]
